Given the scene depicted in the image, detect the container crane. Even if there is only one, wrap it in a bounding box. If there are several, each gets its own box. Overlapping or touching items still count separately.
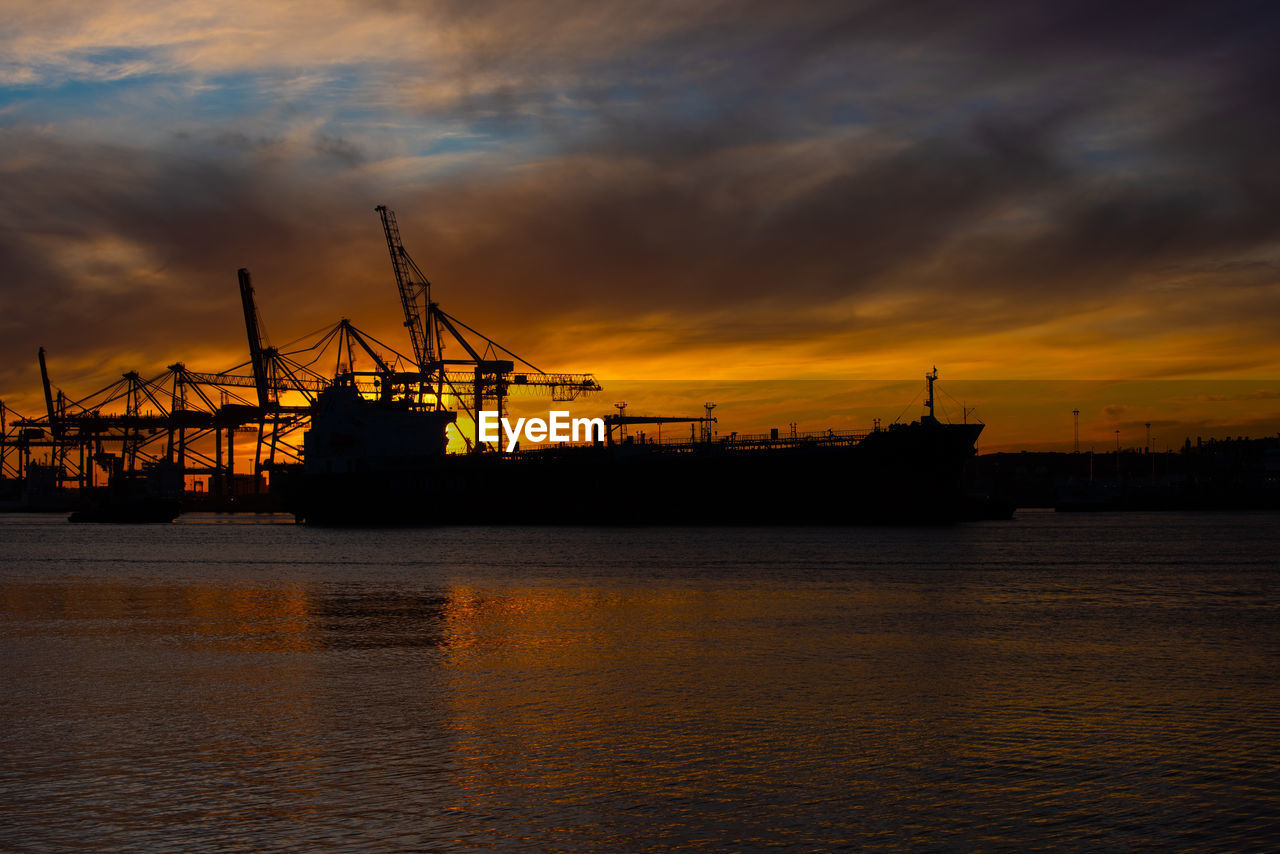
[375,205,601,451]
[237,268,275,409]
[376,205,437,371]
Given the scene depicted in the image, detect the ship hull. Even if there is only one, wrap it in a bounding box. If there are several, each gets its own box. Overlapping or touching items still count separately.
[281,422,983,526]
[68,494,181,523]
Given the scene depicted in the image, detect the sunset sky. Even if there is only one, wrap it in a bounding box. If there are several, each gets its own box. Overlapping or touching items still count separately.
[2,1,1278,449]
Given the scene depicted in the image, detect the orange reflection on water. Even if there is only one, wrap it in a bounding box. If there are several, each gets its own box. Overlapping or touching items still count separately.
[181,584,316,654]
[0,581,316,653]
[0,577,329,826]
[435,583,832,822]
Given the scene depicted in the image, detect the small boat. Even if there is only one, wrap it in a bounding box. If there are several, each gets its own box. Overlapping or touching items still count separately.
[68,476,181,523]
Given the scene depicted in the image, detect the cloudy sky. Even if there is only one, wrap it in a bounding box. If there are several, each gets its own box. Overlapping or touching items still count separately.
[2,0,1277,445]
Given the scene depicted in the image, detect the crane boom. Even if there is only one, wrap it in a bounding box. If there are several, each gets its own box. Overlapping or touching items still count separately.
[237,268,274,409]
[38,347,59,438]
[372,206,601,449]
[376,205,435,370]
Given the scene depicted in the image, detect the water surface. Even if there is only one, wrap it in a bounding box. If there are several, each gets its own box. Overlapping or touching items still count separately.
[1,511,1277,851]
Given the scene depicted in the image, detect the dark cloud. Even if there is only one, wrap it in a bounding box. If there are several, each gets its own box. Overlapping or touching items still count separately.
[0,130,396,405]
[398,112,1068,320]
[2,0,1279,418]
[363,0,1280,343]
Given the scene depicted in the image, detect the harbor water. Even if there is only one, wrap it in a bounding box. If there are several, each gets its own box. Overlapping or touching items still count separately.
[1,510,1277,851]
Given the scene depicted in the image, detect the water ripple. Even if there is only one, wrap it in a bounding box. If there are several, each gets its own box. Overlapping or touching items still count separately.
[0,511,1277,850]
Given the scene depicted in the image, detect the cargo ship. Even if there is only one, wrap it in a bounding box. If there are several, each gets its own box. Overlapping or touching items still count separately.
[277,368,984,525]
[267,207,986,525]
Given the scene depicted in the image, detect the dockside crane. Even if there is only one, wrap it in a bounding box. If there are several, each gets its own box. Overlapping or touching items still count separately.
[38,348,57,438]
[8,309,409,507]
[0,400,32,481]
[37,347,63,476]
[233,268,340,481]
[238,268,275,410]
[377,205,437,371]
[375,205,601,452]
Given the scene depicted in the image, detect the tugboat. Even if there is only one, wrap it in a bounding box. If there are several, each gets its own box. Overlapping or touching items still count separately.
[68,460,182,523]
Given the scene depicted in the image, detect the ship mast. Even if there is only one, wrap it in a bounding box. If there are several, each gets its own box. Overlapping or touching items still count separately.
[925,366,938,423]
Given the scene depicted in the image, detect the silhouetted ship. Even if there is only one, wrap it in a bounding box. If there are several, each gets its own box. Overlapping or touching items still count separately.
[68,467,182,523]
[30,463,187,523]
[278,369,985,525]
[68,492,181,524]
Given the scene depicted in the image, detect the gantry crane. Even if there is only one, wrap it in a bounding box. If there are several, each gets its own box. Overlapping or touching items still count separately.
[238,268,275,410]
[375,205,601,451]
[376,205,438,371]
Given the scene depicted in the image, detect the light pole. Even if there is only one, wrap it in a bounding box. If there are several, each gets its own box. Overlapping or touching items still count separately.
[1115,429,1121,479]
